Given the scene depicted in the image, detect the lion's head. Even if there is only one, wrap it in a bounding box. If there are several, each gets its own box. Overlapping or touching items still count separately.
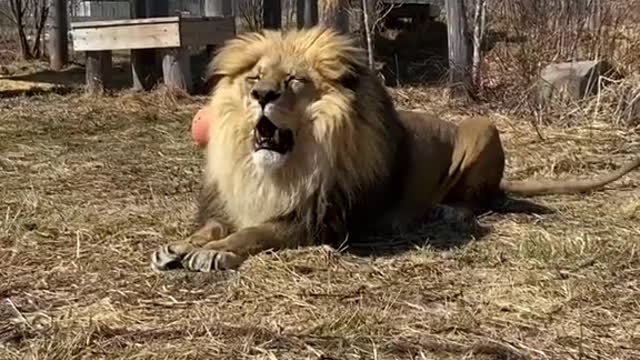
[203,26,402,226]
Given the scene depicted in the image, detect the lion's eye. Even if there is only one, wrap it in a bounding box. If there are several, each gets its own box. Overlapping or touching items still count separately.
[286,76,307,90]
[246,75,260,83]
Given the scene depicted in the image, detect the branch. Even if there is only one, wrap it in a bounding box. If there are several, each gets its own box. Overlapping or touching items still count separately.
[0,9,18,24]
[371,2,397,30]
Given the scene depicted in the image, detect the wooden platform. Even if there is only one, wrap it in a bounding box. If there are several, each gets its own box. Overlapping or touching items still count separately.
[70,16,235,94]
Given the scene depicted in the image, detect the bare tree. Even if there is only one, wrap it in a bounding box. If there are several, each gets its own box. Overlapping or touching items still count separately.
[0,0,49,60]
[358,0,396,71]
[237,0,263,31]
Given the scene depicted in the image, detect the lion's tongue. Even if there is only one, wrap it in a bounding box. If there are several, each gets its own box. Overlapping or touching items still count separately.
[254,117,293,153]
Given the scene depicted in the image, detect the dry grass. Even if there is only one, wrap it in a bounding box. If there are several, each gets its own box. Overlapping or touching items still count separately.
[1,86,639,360]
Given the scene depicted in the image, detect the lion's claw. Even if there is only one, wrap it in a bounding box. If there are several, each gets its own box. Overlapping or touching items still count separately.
[151,242,195,271]
[182,249,244,272]
[151,243,244,272]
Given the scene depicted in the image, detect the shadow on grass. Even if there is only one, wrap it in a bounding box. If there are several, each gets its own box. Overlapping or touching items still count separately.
[342,195,555,258]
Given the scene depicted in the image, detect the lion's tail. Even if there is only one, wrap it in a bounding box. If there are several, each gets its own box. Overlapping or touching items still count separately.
[499,156,640,196]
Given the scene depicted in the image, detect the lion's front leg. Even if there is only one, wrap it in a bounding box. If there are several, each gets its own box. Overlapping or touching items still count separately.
[151,218,231,271]
[154,221,304,272]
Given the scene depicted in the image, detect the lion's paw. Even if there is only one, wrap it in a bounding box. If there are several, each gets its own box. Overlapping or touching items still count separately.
[182,249,245,272]
[429,205,476,225]
[150,243,195,272]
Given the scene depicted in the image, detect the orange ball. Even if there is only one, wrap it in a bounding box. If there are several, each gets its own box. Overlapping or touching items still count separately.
[191,107,211,148]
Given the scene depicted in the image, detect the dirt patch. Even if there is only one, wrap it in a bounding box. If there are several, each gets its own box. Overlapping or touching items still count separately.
[1,88,639,359]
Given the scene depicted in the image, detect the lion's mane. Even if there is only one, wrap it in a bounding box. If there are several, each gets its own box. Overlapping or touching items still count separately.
[200,26,407,238]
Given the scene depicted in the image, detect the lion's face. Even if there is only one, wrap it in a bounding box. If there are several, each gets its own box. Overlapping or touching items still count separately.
[241,55,320,171]
[206,26,388,194]
[207,27,370,173]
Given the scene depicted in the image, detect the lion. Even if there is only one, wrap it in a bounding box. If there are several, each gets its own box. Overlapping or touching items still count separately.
[151,26,640,273]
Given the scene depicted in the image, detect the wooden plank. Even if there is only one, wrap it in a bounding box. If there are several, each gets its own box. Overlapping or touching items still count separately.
[70,16,180,29]
[179,17,235,47]
[71,21,181,51]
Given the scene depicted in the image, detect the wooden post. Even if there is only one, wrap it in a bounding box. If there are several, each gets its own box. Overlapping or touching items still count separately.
[203,0,232,93]
[320,0,348,33]
[298,0,318,28]
[204,0,232,56]
[130,0,160,91]
[263,0,282,29]
[444,0,472,98]
[162,48,193,94]
[305,0,319,28]
[85,51,112,95]
[204,0,232,17]
[48,0,69,71]
[297,0,304,28]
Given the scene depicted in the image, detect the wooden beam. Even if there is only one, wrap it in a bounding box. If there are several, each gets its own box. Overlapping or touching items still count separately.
[71,21,181,51]
[69,17,235,51]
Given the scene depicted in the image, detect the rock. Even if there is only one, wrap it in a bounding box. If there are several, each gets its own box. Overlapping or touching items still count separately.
[536,60,617,106]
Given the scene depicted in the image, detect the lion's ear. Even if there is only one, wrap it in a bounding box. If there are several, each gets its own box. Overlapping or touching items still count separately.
[300,27,368,86]
[206,31,277,79]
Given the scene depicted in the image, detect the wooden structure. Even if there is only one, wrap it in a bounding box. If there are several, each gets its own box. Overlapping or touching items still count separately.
[381,0,442,30]
[70,15,235,94]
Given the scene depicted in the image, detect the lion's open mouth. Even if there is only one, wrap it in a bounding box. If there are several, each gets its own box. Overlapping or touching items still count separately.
[253,116,294,154]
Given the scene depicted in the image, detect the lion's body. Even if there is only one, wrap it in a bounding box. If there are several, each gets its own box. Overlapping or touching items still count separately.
[151,26,639,273]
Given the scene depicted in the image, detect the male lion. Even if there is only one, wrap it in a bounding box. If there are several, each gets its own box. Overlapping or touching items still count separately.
[151,26,640,273]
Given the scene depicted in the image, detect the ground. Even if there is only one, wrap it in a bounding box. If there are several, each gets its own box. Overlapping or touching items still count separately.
[1,85,639,360]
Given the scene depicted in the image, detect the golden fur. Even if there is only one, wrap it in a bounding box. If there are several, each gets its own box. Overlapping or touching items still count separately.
[151,26,639,273]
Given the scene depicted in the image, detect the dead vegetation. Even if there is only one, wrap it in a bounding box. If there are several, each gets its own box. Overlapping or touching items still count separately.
[0,86,639,359]
[1,1,639,358]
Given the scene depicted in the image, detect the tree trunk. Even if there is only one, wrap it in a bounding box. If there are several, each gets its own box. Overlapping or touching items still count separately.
[588,0,602,31]
[263,0,282,29]
[320,0,348,33]
[48,0,68,70]
[32,1,49,58]
[297,0,318,28]
[361,0,375,70]
[17,25,31,60]
[445,0,472,98]
[10,0,32,60]
[471,0,486,92]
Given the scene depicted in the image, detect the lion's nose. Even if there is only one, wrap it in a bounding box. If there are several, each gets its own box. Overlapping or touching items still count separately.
[251,86,281,106]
